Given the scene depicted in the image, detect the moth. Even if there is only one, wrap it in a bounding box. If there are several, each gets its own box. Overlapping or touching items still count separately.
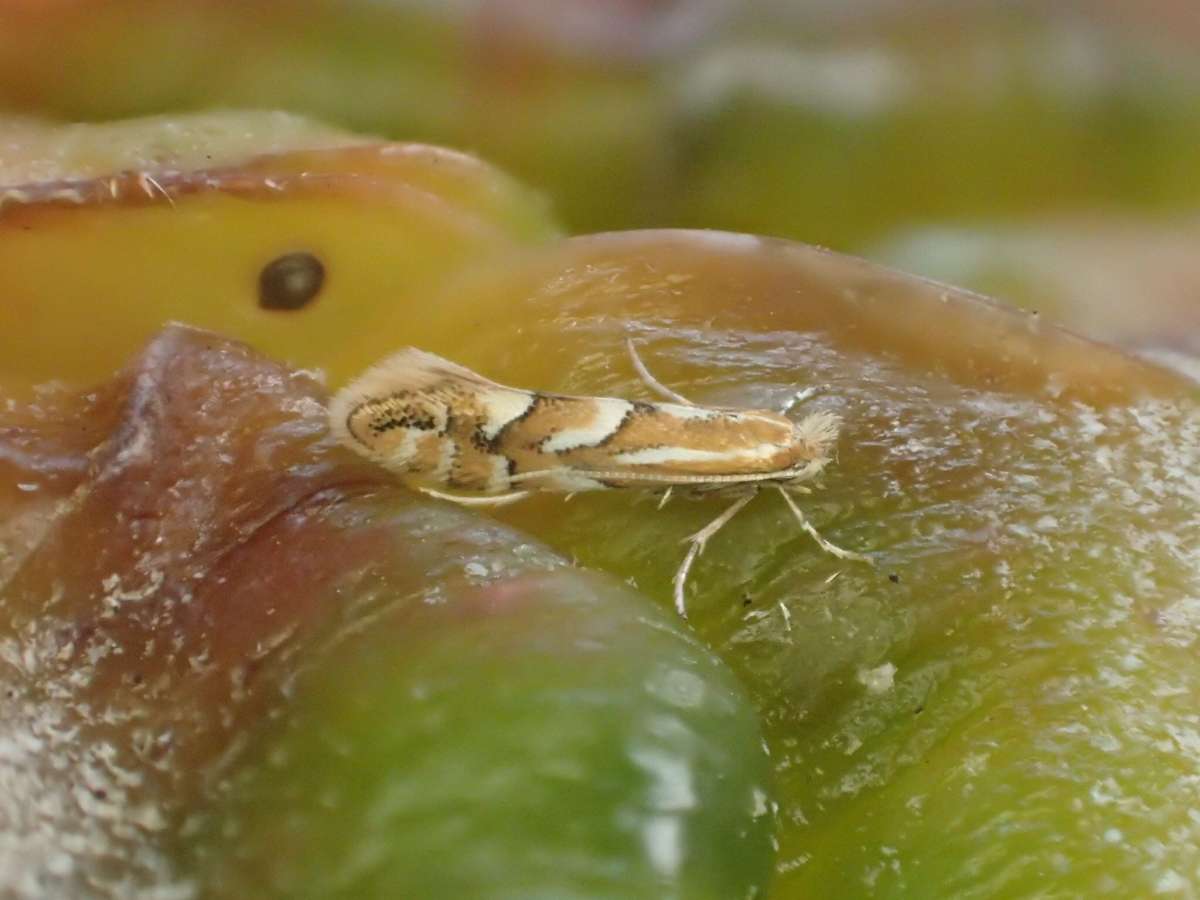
[328,341,870,617]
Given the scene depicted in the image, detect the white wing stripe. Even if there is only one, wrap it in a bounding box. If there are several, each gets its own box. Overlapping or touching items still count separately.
[478,389,537,440]
[485,454,513,493]
[541,399,633,453]
[613,444,781,466]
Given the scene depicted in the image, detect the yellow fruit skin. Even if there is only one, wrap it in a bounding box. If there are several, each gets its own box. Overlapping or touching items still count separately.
[0,140,558,391]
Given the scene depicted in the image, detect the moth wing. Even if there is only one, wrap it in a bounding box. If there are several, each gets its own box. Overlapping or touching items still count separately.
[328,347,506,449]
[339,346,499,397]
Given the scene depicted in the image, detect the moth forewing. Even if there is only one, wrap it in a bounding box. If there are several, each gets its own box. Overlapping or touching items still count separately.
[330,348,830,493]
[329,346,538,493]
[328,345,870,617]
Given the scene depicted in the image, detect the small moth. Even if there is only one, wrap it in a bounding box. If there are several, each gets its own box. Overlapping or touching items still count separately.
[328,341,870,617]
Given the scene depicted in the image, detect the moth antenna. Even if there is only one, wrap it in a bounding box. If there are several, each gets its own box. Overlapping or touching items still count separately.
[419,486,531,507]
[626,339,695,406]
[672,492,756,618]
[775,486,872,563]
[779,386,817,415]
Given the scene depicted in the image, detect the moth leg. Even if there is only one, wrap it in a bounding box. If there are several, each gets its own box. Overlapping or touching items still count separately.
[779,386,817,415]
[672,492,756,619]
[657,486,674,510]
[418,486,531,507]
[626,338,695,406]
[775,486,872,563]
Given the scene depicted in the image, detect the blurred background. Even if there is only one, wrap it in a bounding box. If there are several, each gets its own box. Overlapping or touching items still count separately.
[2,0,1198,367]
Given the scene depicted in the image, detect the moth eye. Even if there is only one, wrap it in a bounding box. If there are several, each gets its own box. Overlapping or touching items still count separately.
[258,251,326,311]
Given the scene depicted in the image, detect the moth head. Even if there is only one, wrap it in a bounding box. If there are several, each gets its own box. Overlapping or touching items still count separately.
[783,410,841,483]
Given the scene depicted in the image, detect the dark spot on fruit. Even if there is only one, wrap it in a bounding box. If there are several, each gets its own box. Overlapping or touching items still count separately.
[888,573,900,584]
[258,251,325,311]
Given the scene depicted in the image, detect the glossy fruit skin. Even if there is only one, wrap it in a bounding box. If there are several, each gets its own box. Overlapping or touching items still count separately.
[195,561,776,899]
[3,109,1198,897]
[0,325,775,899]
[343,229,1197,898]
